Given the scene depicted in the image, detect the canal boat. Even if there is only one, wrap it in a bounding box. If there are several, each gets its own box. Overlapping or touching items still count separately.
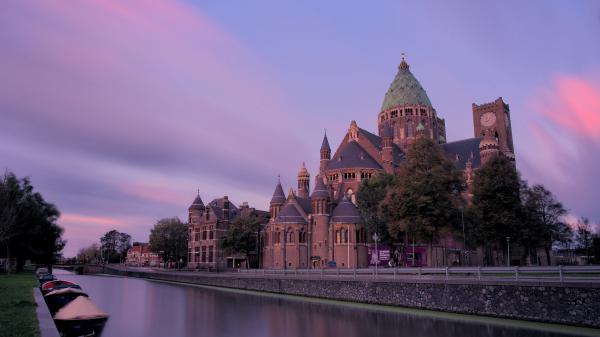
[54,296,109,337]
[38,273,57,285]
[44,288,89,315]
[41,280,81,294]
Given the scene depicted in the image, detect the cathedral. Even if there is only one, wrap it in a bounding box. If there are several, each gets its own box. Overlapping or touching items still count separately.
[261,55,516,269]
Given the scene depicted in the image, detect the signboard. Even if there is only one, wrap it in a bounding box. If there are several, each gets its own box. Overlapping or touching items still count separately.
[368,246,391,267]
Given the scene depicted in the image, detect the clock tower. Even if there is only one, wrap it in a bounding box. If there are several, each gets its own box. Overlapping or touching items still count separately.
[472,97,514,153]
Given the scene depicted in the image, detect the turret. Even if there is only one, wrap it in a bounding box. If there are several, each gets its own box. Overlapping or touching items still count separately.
[297,162,310,198]
[320,131,331,174]
[479,132,500,165]
[188,190,205,223]
[382,123,394,174]
[269,177,285,220]
[310,176,331,268]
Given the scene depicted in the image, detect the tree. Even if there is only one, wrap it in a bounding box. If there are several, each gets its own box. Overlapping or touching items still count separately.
[521,183,570,265]
[379,138,464,266]
[77,243,100,264]
[221,214,268,268]
[0,171,65,273]
[469,154,522,265]
[356,173,397,247]
[100,230,131,263]
[149,217,188,266]
[576,217,593,264]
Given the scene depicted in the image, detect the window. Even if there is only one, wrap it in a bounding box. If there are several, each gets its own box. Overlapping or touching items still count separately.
[194,247,200,262]
[208,246,213,262]
[201,246,206,262]
[275,230,280,244]
[391,110,398,118]
[195,231,200,242]
[286,229,294,243]
[342,229,348,243]
[335,230,341,244]
[299,228,306,243]
[209,226,214,240]
[406,108,413,115]
[407,120,414,138]
[420,109,427,116]
[202,227,207,240]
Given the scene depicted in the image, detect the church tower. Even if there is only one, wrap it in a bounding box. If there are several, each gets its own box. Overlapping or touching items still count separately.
[297,162,310,198]
[472,97,515,158]
[269,178,285,220]
[378,53,447,151]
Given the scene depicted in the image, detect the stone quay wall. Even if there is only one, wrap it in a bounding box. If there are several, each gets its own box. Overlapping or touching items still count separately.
[90,266,600,328]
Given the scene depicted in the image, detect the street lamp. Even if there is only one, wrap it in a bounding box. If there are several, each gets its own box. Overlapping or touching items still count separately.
[372,233,380,276]
[506,237,511,267]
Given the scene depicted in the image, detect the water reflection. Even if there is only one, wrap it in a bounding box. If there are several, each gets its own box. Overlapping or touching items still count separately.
[57,272,583,337]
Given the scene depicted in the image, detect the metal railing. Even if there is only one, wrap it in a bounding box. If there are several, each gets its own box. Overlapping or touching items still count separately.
[236,265,600,283]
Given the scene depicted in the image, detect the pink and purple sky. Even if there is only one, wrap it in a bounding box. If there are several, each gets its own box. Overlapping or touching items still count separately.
[1,1,599,257]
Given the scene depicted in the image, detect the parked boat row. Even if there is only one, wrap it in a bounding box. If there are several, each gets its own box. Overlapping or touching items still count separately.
[36,268,109,337]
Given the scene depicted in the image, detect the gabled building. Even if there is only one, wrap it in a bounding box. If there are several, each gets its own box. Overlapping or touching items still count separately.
[126,242,160,267]
[187,193,268,270]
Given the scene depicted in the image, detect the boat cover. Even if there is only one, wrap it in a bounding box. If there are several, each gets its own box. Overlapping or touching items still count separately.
[54,296,109,320]
[44,287,88,298]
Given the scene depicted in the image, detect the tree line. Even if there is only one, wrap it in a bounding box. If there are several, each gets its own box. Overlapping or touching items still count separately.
[0,171,65,272]
[357,138,598,265]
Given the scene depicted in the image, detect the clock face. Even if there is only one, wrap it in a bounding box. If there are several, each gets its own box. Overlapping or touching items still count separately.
[480,112,496,127]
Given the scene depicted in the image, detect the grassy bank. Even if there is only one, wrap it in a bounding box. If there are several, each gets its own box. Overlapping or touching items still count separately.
[0,271,40,337]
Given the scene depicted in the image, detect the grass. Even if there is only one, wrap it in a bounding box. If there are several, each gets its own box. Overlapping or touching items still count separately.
[0,270,40,337]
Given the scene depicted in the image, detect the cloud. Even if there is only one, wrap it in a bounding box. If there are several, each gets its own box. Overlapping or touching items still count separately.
[521,72,600,225]
[0,0,313,256]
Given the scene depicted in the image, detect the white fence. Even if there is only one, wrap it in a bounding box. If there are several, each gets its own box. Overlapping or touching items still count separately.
[237,265,600,283]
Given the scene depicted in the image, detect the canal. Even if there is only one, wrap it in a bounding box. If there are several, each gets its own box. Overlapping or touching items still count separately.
[54,270,594,337]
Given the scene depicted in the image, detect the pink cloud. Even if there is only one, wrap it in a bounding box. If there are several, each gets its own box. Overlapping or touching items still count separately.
[531,75,600,143]
[60,213,121,227]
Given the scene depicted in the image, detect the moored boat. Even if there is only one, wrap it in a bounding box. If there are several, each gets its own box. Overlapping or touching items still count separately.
[54,296,109,337]
[41,280,81,295]
[38,273,57,286]
[44,287,89,316]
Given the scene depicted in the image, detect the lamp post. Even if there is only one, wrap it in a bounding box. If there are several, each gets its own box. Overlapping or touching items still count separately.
[461,207,466,265]
[506,237,511,267]
[372,233,380,276]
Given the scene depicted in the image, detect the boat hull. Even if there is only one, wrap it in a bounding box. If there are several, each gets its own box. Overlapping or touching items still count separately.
[54,317,108,337]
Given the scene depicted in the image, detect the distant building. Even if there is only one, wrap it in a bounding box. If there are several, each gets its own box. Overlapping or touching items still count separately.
[126,243,160,266]
[262,55,518,268]
[187,195,268,270]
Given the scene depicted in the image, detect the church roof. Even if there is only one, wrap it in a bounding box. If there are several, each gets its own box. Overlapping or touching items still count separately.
[381,56,432,111]
[270,181,286,205]
[331,197,364,224]
[327,141,382,170]
[207,197,238,220]
[275,203,307,224]
[358,128,406,166]
[441,137,482,170]
[188,194,205,211]
[311,176,330,199]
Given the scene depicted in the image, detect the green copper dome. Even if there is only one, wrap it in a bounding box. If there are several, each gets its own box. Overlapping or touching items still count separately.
[381,56,432,111]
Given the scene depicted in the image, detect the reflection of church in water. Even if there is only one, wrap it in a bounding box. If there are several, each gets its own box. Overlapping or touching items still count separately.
[261,55,515,269]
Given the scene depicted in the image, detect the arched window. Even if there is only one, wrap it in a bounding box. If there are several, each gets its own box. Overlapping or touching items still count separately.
[407,119,414,138]
[299,228,306,243]
[336,230,341,244]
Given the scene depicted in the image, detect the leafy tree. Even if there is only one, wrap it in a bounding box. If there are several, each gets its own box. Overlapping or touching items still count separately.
[221,213,268,268]
[356,173,397,247]
[100,230,131,263]
[0,171,65,273]
[77,243,100,264]
[149,217,188,265]
[379,138,464,266]
[521,183,570,265]
[576,217,593,264]
[469,154,522,265]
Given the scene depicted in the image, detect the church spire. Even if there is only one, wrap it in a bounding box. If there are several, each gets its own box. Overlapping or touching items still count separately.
[399,52,409,70]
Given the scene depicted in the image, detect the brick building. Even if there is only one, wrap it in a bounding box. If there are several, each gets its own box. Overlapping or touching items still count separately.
[125,242,160,267]
[187,194,268,270]
[261,55,516,268]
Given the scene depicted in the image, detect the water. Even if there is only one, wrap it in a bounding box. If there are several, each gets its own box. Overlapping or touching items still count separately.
[53,270,593,337]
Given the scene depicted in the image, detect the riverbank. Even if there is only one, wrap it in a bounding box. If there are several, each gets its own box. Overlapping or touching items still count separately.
[0,271,40,337]
[92,266,600,328]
